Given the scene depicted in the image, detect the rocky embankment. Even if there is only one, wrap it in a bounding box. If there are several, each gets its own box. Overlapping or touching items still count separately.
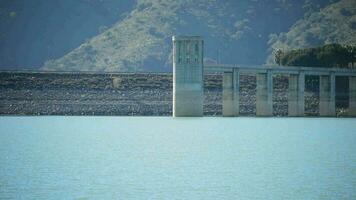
[0,72,348,116]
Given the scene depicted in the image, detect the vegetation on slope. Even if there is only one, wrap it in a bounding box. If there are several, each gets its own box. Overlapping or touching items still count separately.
[41,0,334,72]
[267,0,356,64]
[42,0,232,71]
[274,43,356,67]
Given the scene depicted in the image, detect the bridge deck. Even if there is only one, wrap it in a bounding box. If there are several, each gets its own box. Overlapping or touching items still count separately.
[205,64,356,76]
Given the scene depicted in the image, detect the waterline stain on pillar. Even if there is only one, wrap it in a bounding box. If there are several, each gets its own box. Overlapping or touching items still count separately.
[172,36,203,117]
[256,71,273,116]
[349,76,356,116]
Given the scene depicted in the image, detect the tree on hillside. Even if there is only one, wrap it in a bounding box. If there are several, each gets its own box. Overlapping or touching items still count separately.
[274,44,356,68]
[274,49,284,66]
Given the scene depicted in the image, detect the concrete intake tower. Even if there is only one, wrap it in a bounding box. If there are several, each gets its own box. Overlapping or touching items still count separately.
[172,36,204,117]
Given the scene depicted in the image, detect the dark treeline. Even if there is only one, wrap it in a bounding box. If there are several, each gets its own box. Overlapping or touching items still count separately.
[275,44,356,68]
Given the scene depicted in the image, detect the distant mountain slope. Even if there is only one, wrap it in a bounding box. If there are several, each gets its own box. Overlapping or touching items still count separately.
[41,0,337,72]
[0,0,134,69]
[267,0,356,64]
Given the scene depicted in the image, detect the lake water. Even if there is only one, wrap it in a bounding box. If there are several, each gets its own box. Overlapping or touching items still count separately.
[0,117,355,199]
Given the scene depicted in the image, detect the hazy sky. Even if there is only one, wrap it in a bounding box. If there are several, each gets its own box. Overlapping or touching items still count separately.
[0,0,133,69]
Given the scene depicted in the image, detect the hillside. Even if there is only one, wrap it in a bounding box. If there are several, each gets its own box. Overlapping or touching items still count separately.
[275,44,355,67]
[267,0,356,64]
[0,0,134,69]
[40,0,338,72]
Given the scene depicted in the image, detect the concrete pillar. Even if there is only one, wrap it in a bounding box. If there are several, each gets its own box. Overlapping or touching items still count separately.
[267,70,273,115]
[172,36,204,117]
[298,72,305,116]
[288,75,298,116]
[233,69,240,116]
[256,70,273,116]
[223,72,235,116]
[222,69,239,117]
[288,72,305,116]
[331,73,336,115]
[319,73,335,116]
[349,76,356,116]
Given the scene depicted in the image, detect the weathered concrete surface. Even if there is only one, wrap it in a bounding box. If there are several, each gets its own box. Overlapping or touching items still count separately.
[319,74,335,116]
[233,69,240,116]
[288,75,298,116]
[256,71,273,116]
[172,36,203,117]
[222,72,235,116]
[349,76,356,116]
[288,73,305,116]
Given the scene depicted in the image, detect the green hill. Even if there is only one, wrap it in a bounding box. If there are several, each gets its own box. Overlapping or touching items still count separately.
[267,0,356,64]
[42,0,230,71]
[40,0,341,72]
[275,43,355,67]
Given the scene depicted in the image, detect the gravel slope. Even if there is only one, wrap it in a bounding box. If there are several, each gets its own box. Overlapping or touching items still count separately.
[0,72,349,116]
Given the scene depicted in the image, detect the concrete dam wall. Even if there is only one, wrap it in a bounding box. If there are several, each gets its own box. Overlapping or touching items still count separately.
[0,71,352,116]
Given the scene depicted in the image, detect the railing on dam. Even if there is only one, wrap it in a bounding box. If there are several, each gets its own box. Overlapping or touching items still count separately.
[205,64,356,117]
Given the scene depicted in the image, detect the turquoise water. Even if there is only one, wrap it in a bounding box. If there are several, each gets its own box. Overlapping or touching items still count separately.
[0,117,355,199]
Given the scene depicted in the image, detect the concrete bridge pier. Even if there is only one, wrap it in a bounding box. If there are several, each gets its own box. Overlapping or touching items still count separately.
[256,70,273,116]
[288,72,305,116]
[349,76,356,116]
[233,69,240,116]
[319,73,336,116]
[222,69,239,117]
